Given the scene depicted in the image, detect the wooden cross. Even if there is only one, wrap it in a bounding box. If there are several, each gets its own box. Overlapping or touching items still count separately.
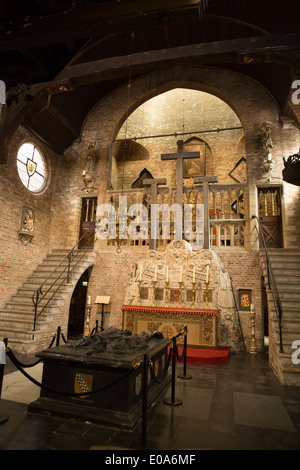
[161,140,200,205]
[193,176,219,249]
[143,177,167,250]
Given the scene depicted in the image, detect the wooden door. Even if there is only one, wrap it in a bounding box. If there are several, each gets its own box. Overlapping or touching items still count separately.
[258,187,283,248]
[68,270,89,338]
[79,197,97,249]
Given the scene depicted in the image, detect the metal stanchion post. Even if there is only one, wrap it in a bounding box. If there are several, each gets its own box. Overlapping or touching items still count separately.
[141,354,148,447]
[0,339,9,424]
[56,326,61,347]
[163,337,182,406]
[178,327,192,380]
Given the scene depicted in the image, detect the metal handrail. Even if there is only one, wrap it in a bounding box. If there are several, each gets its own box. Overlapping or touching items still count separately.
[252,215,283,353]
[32,229,96,331]
[229,275,246,351]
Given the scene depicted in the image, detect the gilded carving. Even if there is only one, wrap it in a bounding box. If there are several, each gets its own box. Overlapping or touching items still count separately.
[123,240,243,351]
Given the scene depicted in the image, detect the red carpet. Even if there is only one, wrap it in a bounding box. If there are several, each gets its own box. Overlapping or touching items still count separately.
[175,346,230,365]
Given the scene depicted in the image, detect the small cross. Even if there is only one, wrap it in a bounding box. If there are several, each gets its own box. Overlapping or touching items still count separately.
[143,177,167,250]
[193,176,219,249]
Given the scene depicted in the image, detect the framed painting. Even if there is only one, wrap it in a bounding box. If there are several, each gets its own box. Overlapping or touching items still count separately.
[229,157,247,183]
[239,289,252,311]
[183,140,206,178]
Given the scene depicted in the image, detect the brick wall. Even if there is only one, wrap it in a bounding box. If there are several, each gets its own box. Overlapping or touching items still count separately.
[0,127,62,309]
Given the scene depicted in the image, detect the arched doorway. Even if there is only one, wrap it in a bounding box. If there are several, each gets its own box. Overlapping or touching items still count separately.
[68,269,90,338]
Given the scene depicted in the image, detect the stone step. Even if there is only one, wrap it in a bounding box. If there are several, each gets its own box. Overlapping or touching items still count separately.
[18,286,69,296]
[4,302,60,314]
[276,283,300,292]
[0,310,52,319]
[0,325,41,341]
[281,330,300,343]
[31,264,88,276]
[26,274,77,285]
[10,295,65,306]
[274,276,300,285]
[278,291,300,301]
[272,270,300,279]
[0,310,51,333]
[268,249,300,255]
[270,262,300,271]
[278,304,299,316]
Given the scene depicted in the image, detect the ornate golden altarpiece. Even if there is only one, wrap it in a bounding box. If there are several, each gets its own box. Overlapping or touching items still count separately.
[122,240,239,350]
[122,305,219,348]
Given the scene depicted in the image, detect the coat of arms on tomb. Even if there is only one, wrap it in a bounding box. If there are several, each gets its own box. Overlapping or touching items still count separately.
[74,373,93,399]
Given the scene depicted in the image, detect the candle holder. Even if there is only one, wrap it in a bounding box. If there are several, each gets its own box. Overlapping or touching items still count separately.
[192,282,197,308]
[165,281,170,307]
[178,281,183,308]
[84,303,92,337]
[204,282,209,308]
[152,280,157,306]
[249,308,258,354]
[138,280,142,306]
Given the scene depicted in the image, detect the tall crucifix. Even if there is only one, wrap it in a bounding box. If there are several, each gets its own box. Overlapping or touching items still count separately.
[193,176,218,249]
[161,140,218,249]
[143,177,167,250]
[161,140,200,206]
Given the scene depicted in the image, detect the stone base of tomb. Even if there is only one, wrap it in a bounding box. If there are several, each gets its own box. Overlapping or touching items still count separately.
[29,329,171,429]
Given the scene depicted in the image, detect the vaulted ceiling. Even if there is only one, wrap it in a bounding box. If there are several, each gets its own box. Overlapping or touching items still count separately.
[0,0,299,162]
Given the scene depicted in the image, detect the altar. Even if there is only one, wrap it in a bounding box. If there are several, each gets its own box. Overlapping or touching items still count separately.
[122,240,242,352]
[122,305,219,348]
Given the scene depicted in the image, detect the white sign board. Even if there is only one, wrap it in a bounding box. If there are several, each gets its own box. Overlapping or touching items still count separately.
[95,296,110,304]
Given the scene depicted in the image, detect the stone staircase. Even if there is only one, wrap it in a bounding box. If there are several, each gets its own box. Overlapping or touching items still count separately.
[262,248,300,386]
[0,249,96,354]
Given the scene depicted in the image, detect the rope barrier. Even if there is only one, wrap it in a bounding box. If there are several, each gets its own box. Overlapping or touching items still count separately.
[6,346,134,398]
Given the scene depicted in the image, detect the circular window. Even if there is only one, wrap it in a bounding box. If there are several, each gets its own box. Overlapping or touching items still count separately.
[16,143,47,193]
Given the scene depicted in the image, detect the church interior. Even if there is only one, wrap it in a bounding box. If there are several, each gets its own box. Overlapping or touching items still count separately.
[1,0,300,451]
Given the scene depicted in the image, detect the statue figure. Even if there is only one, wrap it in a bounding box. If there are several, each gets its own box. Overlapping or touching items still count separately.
[261,121,273,155]
[22,209,34,232]
[85,141,97,177]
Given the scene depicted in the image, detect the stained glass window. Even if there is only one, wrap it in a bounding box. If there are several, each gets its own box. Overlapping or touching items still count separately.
[16,143,47,193]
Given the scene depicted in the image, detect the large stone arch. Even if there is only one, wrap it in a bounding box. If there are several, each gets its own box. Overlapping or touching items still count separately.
[81,66,281,201]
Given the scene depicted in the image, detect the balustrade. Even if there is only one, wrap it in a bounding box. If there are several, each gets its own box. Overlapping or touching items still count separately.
[102,183,246,249]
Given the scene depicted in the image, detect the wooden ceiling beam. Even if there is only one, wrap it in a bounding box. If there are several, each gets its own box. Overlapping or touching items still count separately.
[53,33,300,86]
[0,0,203,52]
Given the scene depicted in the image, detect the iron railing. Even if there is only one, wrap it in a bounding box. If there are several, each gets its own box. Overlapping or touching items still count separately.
[229,275,246,351]
[32,230,96,331]
[252,215,283,353]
